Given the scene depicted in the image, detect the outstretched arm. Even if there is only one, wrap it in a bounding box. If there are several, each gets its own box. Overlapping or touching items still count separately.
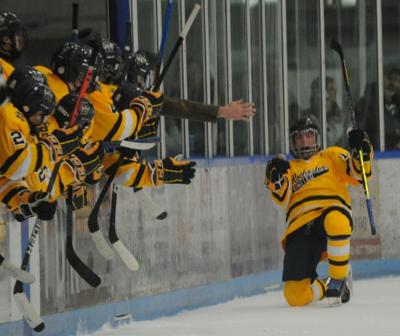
[217,99,255,121]
[161,96,255,123]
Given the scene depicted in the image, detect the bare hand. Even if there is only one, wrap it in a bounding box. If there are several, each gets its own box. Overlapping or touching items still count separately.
[217,99,256,121]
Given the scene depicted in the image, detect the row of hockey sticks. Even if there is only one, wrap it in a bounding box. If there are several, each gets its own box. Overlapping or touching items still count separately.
[64,135,161,288]
[87,3,200,261]
[12,3,100,331]
[330,39,376,236]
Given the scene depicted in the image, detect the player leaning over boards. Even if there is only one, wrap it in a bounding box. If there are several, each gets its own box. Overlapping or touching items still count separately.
[264,117,373,306]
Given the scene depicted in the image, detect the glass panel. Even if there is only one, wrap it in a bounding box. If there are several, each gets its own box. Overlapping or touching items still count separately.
[231,0,250,156]
[209,1,228,157]
[250,0,263,155]
[186,0,206,158]
[325,0,378,148]
[381,0,400,150]
[162,0,184,156]
[136,0,158,159]
[1,0,108,67]
[287,0,322,136]
[265,0,284,154]
[137,0,157,52]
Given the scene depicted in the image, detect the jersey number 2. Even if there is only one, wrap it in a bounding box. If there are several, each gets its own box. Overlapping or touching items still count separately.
[10,131,26,146]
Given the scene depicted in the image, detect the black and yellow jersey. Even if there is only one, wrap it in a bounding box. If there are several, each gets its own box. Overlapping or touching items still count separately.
[0,103,56,181]
[266,146,373,246]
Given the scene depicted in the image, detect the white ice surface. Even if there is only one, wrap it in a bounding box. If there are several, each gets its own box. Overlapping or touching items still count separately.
[87,276,400,336]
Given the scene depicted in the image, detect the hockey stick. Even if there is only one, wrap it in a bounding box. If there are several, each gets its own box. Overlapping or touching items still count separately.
[13,218,44,332]
[71,3,79,43]
[153,4,201,91]
[330,38,376,235]
[0,253,35,283]
[87,10,173,253]
[66,186,101,286]
[87,156,125,260]
[127,4,201,219]
[134,188,167,219]
[130,1,175,220]
[109,185,139,271]
[154,0,174,85]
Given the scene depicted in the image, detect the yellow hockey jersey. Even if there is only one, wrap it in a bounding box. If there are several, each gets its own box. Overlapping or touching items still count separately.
[266,146,372,246]
[0,103,56,181]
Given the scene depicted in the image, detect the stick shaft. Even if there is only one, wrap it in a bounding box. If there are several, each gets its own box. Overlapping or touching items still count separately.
[153,4,201,91]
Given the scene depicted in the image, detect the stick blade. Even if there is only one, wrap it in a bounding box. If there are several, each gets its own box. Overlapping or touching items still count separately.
[66,241,102,287]
[134,189,167,219]
[14,292,45,331]
[330,38,343,57]
[113,240,140,271]
[90,231,115,260]
[119,140,156,151]
[0,260,35,283]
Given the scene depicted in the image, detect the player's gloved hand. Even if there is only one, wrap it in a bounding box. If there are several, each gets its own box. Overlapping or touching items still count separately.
[137,116,159,140]
[265,156,290,189]
[112,82,142,112]
[16,191,57,222]
[75,142,104,172]
[69,184,87,211]
[85,167,103,185]
[45,125,83,159]
[150,155,196,186]
[348,128,372,160]
[130,90,164,122]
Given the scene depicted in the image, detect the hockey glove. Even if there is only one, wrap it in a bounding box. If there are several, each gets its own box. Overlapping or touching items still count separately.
[66,142,104,183]
[265,156,290,190]
[137,116,159,140]
[130,91,164,123]
[348,128,372,160]
[69,184,88,210]
[16,191,57,222]
[85,167,103,185]
[150,156,196,186]
[45,125,83,160]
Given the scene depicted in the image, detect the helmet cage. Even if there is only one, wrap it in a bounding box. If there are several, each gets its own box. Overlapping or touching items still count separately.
[290,128,320,160]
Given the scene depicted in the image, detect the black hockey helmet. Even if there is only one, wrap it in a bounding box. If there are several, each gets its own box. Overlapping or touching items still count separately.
[126,49,155,90]
[7,66,47,94]
[51,42,101,92]
[10,81,56,127]
[112,82,142,112]
[54,92,94,129]
[289,117,321,160]
[0,12,27,62]
[87,37,123,84]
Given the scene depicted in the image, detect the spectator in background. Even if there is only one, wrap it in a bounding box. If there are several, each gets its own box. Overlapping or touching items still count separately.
[356,67,400,150]
[303,77,348,147]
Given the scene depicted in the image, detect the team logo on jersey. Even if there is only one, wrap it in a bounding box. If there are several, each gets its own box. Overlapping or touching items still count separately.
[292,166,329,192]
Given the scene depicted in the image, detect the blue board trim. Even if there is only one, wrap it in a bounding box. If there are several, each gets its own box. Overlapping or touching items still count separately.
[2,258,400,336]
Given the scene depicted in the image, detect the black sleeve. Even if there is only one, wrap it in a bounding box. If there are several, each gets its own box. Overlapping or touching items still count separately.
[161,96,218,123]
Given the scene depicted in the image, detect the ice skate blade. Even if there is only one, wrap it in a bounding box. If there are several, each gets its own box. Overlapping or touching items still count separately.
[327,297,342,307]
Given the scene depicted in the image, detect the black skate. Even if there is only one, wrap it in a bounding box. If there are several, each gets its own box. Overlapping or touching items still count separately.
[326,265,353,306]
[341,265,353,304]
[326,278,346,306]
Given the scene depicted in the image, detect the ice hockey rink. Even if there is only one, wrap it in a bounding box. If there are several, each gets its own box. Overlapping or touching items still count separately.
[86,276,399,336]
